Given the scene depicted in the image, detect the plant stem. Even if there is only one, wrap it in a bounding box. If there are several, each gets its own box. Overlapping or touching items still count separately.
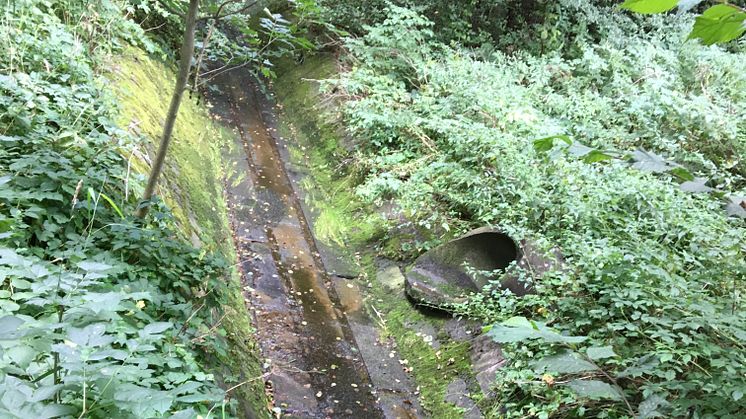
[136,0,200,217]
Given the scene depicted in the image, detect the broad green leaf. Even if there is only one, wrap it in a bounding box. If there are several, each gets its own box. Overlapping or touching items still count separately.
[638,394,669,418]
[172,381,204,395]
[89,348,128,361]
[733,390,744,402]
[586,345,617,360]
[39,404,77,419]
[503,316,536,329]
[538,331,588,344]
[0,316,24,337]
[565,379,623,400]
[488,317,587,344]
[7,344,36,368]
[631,149,675,173]
[77,260,113,272]
[142,322,173,336]
[0,248,25,266]
[29,384,63,402]
[582,150,614,164]
[680,178,713,193]
[618,354,660,377]
[567,142,593,157]
[620,0,678,14]
[67,323,112,348]
[669,167,694,181]
[82,292,125,314]
[532,351,598,373]
[487,324,538,343]
[725,196,746,218]
[533,135,571,152]
[170,408,199,419]
[689,4,746,45]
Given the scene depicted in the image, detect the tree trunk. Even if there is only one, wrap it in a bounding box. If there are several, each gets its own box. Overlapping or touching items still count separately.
[136,0,200,217]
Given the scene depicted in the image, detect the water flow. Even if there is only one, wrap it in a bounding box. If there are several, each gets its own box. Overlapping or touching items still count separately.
[210,71,382,418]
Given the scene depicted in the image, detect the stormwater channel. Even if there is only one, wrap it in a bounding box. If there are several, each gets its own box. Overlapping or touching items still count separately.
[206,70,387,418]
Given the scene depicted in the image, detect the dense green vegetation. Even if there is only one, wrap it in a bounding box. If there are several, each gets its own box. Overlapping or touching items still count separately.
[2,0,745,417]
[0,1,263,417]
[326,1,746,417]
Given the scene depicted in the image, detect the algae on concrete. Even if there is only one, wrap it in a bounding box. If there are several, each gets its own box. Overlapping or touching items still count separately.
[109,48,270,418]
[273,53,480,418]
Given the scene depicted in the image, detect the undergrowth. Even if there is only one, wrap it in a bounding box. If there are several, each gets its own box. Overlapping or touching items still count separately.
[329,3,746,418]
[0,1,248,417]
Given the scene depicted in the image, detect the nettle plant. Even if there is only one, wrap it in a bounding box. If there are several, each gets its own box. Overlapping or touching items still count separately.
[332,4,746,417]
[1,1,235,417]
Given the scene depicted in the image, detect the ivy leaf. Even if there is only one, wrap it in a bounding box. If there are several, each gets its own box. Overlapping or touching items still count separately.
[586,345,617,360]
[565,379,623,401]
[531,351,598,373]
[689,4,746,45]
[620,0,678,14]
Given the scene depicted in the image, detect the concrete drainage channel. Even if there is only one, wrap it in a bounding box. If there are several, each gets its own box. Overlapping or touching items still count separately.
[206,70,423,418]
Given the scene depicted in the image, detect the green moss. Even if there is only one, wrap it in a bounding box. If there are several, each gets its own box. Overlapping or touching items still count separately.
[363,259,476,417]
[273,54,476,417]
[110,48,231,254]
[109,49,269,418]
[274,55,388,248]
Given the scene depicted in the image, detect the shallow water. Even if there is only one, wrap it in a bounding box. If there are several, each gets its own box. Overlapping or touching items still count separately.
[207,71,382,418]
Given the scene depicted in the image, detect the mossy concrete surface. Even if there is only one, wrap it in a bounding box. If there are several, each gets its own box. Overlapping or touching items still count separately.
[273,54,480,418]
[108,48,270,418]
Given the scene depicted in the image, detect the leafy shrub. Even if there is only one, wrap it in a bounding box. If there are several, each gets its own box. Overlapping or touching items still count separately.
[1,1,235,416]
[331,4,746,417]
[317,0,549,45]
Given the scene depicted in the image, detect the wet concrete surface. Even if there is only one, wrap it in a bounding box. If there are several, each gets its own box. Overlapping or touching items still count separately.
[208,71,380,418]
[207,71,425,418]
